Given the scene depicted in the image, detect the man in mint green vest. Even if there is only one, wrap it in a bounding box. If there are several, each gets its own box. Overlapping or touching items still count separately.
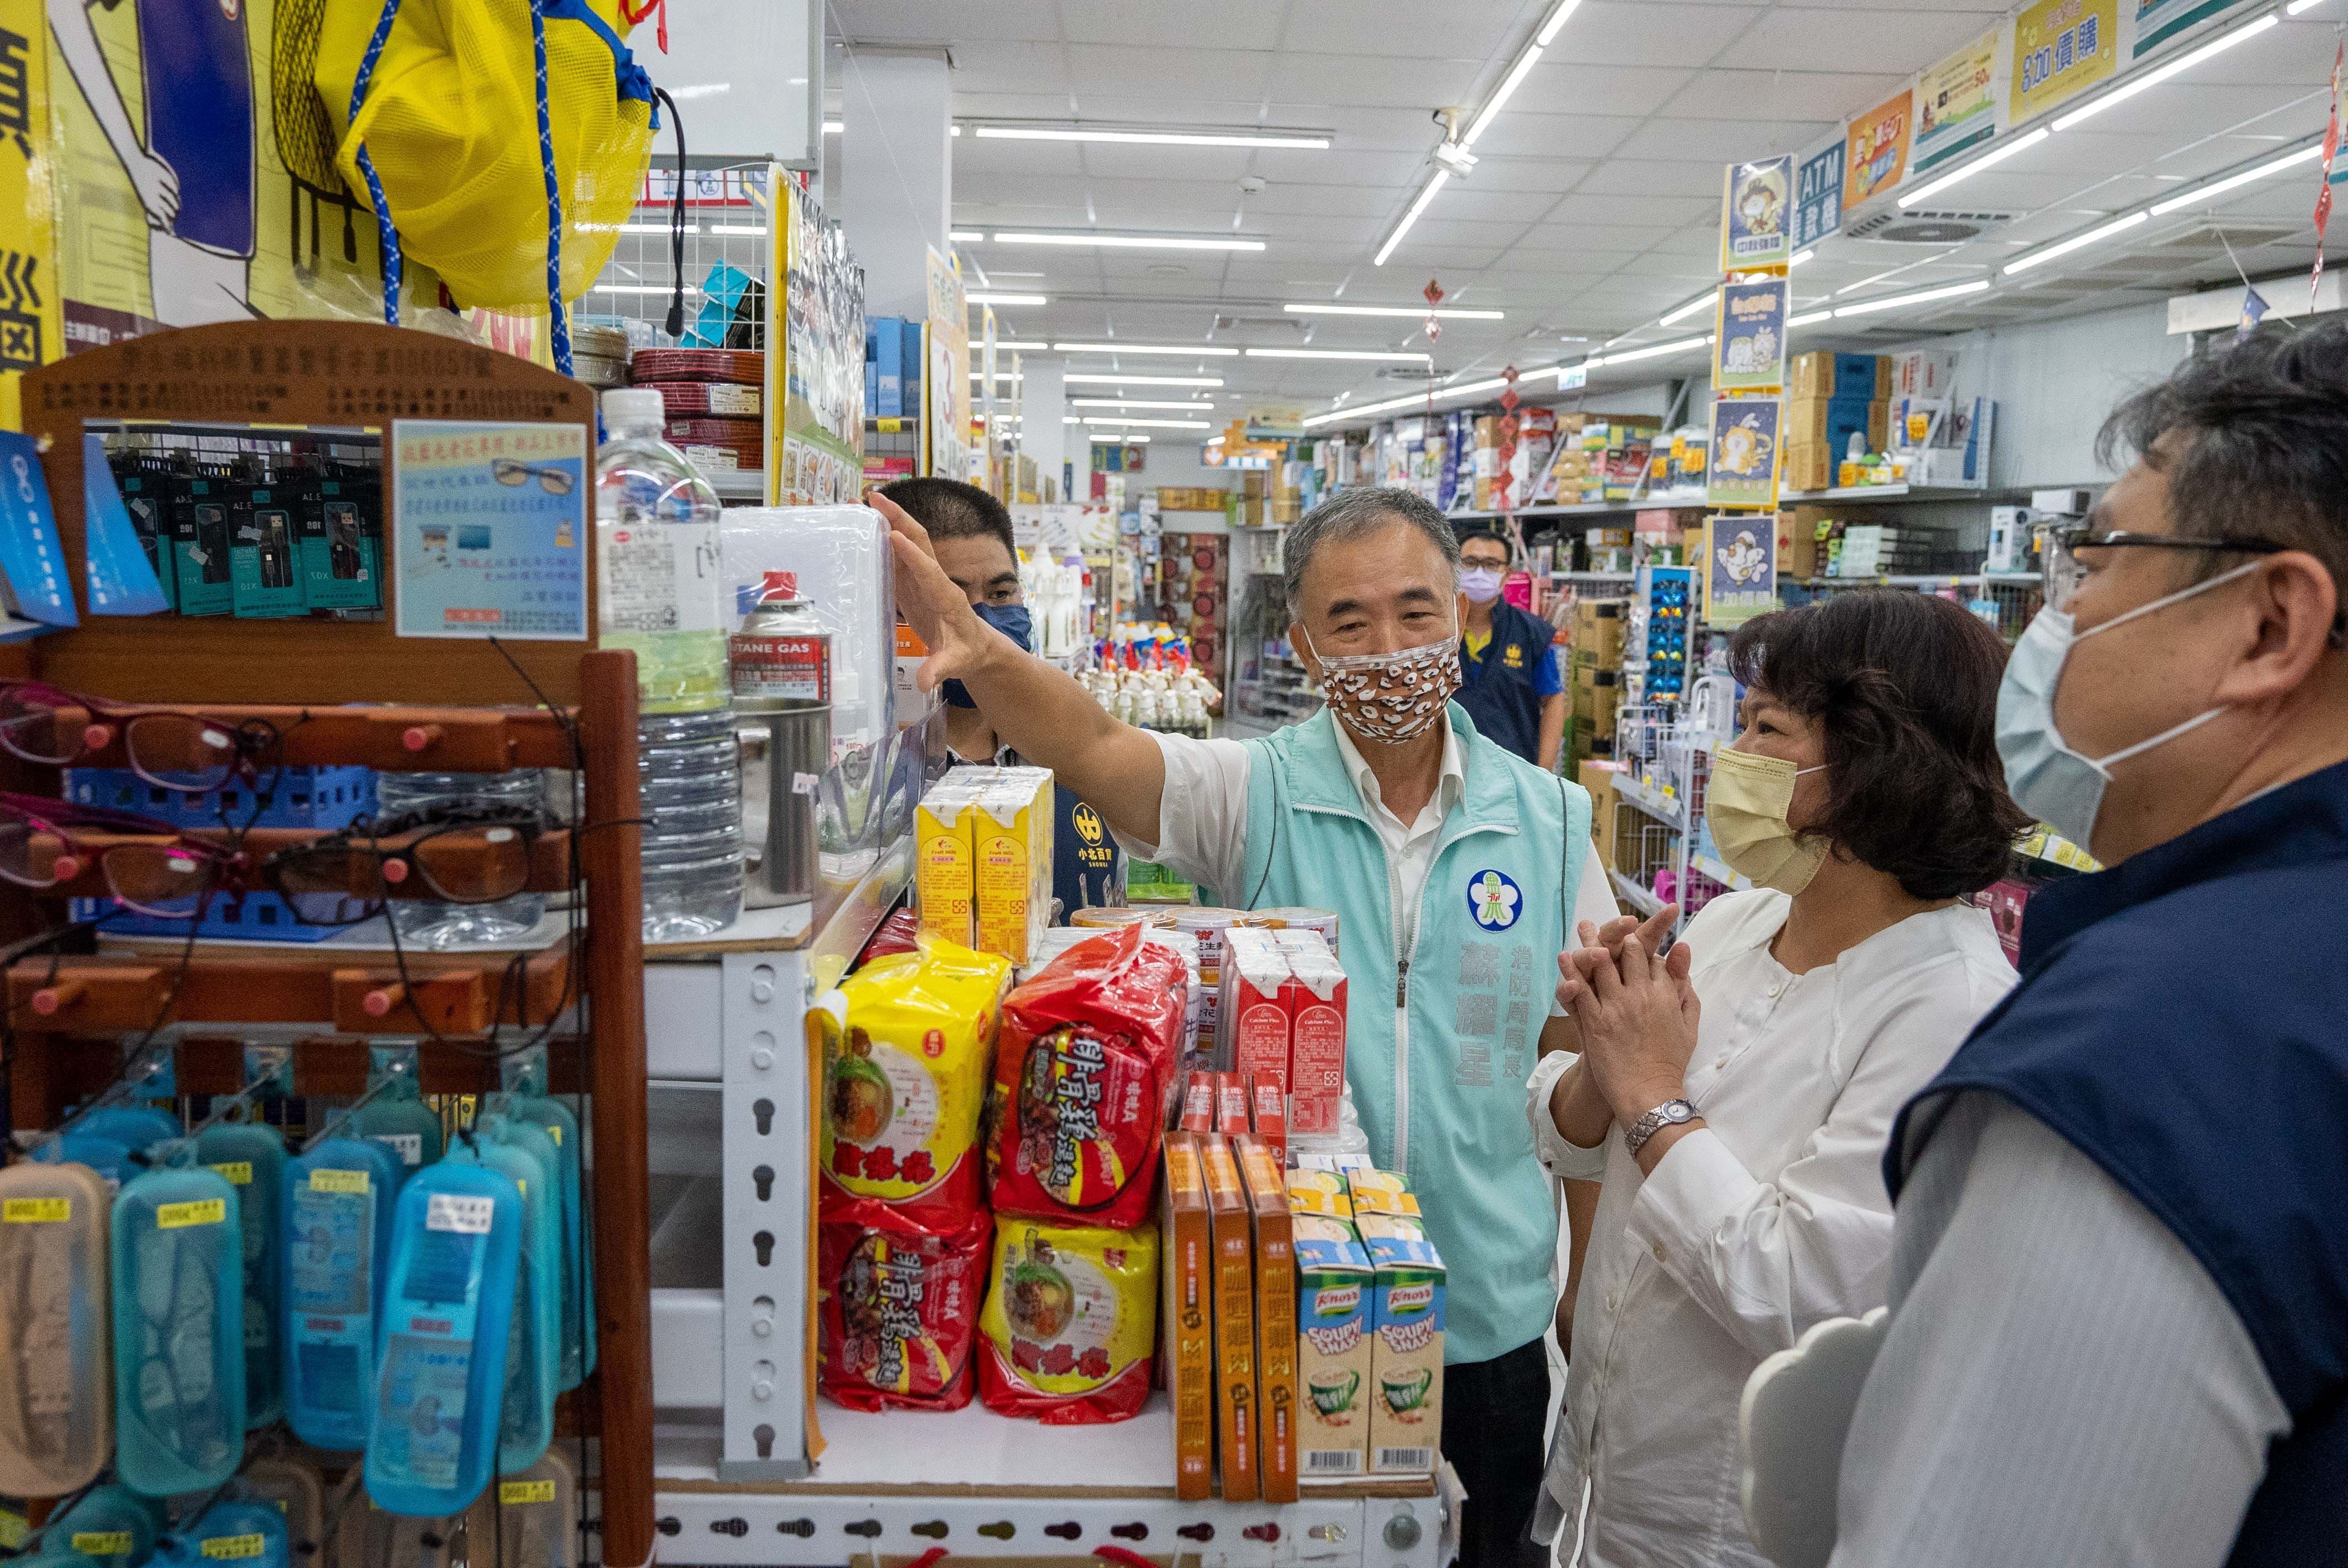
[879,484,1619,1568]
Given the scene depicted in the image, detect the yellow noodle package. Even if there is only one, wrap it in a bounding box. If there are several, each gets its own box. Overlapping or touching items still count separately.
[977,1220,1159,1423]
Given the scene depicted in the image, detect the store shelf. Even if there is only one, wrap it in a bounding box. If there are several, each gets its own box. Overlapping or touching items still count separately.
[1609,870,1665,919]
[1613,773,1686,833]
[1789,574,1985,589]
[1449,492,1709,521]
[1778,484,2004,505]
[1552,571,1638,585]
[1691,854,1750,891]
[706,466,767,500]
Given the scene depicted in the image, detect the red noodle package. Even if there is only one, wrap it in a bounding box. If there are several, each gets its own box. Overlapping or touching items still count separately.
[816,1198,992,1411]
[987,922,1187,1230]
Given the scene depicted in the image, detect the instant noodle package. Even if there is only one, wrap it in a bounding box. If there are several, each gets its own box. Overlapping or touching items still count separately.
[823,936,1013,1229]
[977,1219,1160,1423]
[817,1202,991,1411]
[987,922,1187,1231]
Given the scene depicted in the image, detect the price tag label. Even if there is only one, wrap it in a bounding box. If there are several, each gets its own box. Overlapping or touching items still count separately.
[2,1198,69,1223]
[73,1533,134,1554]
[200,1535,265,1560]
[311,1168,371,1194]
[499,1481,556,1505]
[208,1161,253,1185]
[158,1198,227,1230]
[372,1133,424,1167]
[544,1124,562,1147]
[426,1192,495,1234]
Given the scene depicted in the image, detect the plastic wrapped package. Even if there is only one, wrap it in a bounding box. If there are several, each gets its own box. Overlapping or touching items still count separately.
[0,1159,113,1496]
[821,937,1012,1229]
[328,1468,457,1568]
[461,1446,580,1568]
[817,1200,991,1411]
[241,1455,327,1563]
[977,1219,1159,1423]
[37,1484,166,1568]
[720,507,903,876]
[111,1148,245,1495]
[987,924,1187,1230]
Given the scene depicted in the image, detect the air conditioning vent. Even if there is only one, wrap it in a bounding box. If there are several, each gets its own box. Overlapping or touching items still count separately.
[1374,364,1449,382]
[1213,314,1307,333]
[1845,208,2017,244]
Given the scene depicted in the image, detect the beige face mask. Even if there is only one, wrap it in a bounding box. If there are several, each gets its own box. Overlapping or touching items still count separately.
[1705,745,1829,894]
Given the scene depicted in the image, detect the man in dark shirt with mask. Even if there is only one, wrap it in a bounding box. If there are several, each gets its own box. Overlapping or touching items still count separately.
[878,478,1121,916]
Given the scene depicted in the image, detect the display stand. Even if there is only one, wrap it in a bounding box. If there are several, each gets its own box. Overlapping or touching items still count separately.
[6,321,657,1568]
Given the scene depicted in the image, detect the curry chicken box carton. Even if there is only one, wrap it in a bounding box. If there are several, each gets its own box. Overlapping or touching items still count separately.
[1234,1133,1299,1503]
[1200,1134,1260,1501]
[1159,1132,1214,1499]
[1347,1170,1445,1476]
[1286,1170,1373,1479]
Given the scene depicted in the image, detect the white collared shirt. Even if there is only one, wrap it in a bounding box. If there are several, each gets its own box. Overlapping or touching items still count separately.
[1525,888,2016,1568]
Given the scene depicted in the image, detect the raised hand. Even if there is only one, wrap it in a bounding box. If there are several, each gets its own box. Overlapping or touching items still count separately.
[869,487,1001,696]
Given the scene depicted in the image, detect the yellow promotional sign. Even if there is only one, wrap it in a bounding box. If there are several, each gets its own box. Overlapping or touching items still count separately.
[0,0,60,430]
[1842,88,1916,209]
[1913,25,2005,171]
[2011,0,2123,123]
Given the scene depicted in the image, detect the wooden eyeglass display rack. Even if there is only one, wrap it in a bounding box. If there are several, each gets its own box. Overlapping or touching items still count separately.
[2,321,658,1568]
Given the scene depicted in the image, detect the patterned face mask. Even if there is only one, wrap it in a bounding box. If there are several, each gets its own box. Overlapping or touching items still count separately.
[1300,621,1462,744]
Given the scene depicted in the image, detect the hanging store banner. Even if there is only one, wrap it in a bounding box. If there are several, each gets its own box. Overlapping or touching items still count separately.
[1713,278,1790,394]
[768,174,868,507]
[1706,399,1784,511]
[1843,88,1917,210]
[1793,135,1846,250]
[926,246,972,483]
[2134,0,2246,57]
[0,0,58,430]
[1702,515,1779,627]
[1720,156,1796,271]
[2010,0,2125,124]
[1913,25,2007,172]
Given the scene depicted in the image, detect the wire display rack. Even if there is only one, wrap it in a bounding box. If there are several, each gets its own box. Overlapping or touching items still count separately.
[583,164,775,348]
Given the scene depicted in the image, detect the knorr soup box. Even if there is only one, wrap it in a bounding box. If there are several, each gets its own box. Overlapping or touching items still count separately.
[1287,1171,1373,1479]
[1355,1208,1445,1476]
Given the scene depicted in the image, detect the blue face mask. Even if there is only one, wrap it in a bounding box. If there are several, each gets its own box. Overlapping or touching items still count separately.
[944,601,1032,709]
[1995,559,2260,850]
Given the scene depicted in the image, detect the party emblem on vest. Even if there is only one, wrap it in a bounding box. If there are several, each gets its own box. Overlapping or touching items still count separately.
[1503,643,1523,669]
[1468,869,1522,930]
[1072,803,1105,845]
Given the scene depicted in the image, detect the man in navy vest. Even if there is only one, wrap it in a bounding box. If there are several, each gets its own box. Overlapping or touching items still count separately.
[1454,530,1566,770]
[1829,325,2348,1564]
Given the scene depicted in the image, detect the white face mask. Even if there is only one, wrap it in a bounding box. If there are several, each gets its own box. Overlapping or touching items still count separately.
[1995,559,2263,850]
[1300,621,1463,744]
[1458,565,1506,605]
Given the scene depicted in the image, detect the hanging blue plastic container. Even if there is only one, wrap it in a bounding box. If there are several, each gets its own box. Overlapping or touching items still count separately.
[363,1158,522,1517]
[281,1135,403,1451]
[451,1114,558,1474]
[75,1105,182,1154]
[497,1083,592,1388]
[38,1484,168,1568]
[150,1497,290,1568]
[31,1133,138,1192]
[110,1146,246,1496]
[194,1120,289,1428]
[349,1074,444,1187]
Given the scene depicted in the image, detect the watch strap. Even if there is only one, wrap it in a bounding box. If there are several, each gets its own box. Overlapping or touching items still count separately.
[1625,1097,1696,1155]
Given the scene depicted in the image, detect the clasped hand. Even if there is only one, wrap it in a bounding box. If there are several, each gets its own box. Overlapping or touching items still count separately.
[1557,910,1702,1125]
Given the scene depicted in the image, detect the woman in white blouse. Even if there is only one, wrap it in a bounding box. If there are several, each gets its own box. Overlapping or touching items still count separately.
[1528,591,2028,1567]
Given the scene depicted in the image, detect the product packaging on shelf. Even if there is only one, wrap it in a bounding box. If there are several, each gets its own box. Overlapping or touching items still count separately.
[817,1200,992,1412]
[1272,930,1348,1138]
[977,1219,1160,1423]
[916,785,982,946]
[823,936,1013,1228]
[1249,1076,1288,1163]
[1220,927,1292,1094]
[1347,1172,1446,1476]
[973,771,1055,966]
[1199,1136,1259,1502]
[1287,1170,1373,1478]
[0,1160,112,1497]
[1159,1133,1214,1499]
[1177,1071,1216,1134]
[1213,1072,1250,1137]
[988,923,1186,1230]
[1234,1136,1299,1504]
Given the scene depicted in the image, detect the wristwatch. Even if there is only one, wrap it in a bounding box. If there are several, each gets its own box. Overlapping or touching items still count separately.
[1624,1098,1697,1156]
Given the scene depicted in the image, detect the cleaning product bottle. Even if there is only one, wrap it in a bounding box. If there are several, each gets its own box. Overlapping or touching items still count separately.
[363,1154,522,1516]
[195,1116,289,1428]
[151,1496,290,1568]
[31,1133,137,1194]
[444,1114,557,1474]
[39,1484,168,1568]
[280,1132,402,1451]
[243,1451,328,1565]
[460,1445,579,1568]
[349,1046,443,1185]
[496,1055,591,1389]
[0,1159,112,1496]
[111,1143,246,1495]
[73,1105,182,1154]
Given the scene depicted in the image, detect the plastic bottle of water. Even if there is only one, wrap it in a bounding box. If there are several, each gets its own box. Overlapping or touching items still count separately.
[595,388,745,940]
[373,771,547,946]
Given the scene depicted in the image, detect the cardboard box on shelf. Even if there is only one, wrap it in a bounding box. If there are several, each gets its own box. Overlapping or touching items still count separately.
[1288,1173,1373,1480]
[1783,397,1889,456]
[1787,351,1892,403]
[1580,760,1623,868]
[1201,1136,1260,1502]
[1783,440,1835,496]
[1234,1135,1299,1504]
[1161,1133,1214,1500]
[1893,349,1957,400]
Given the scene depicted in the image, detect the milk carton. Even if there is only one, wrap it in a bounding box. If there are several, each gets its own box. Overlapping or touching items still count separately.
[1287,1172,1373,1479]
[1221,926,1292,1091]
[1278,931,1347,1137]
[914,785,981,945]
[972,770,1053,964]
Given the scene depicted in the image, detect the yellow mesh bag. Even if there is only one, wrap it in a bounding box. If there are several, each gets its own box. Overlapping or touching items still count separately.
[312,0,656,313]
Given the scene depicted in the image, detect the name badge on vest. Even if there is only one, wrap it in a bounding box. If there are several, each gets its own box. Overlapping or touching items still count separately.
[1468,869,1522,930]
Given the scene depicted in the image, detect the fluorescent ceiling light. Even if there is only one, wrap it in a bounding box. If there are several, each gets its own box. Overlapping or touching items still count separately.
[993,339,1052,350]
[1593,333,1713,366]
[1207,435,1226,446]
[1054,341,1242,357]
[1463,44,1544,148]
[2002,210,2150,275]
[823,121,843,135]
[1657,288,1720,328]
[1072,398,1217,410]
[1374,170,1449,267]
[2289,0,2326,12]
[968,292,1046,306]
[995,231,1266,251]
[1834,278,1992,314]
[1789,249,1813,267]
[1298,372,1524,430]
[1244,347,1433,362]
[1065,372,1224,387]
[2149,140,2325,214]
[950,230,986,242]
[972,371,1022,382]
[1081,416,1211,430]
[1898,126,2052,208]
[620,221,693,235]
[1089,432,1151,443]
[1536,0,1585,45]
[2053,13,2280,131]
[1283,302,1505,319]
[1787,309,1835,328]
[970,125,1330,149]
[709,224,767,236]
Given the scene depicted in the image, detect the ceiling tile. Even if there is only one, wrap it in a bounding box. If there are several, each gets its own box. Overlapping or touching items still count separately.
[1462,111,1644,160]
[1514,63,1703,119]
[1721,7,1996,73]
[1270,52,1487,108]
[1660,68,1909,123]
[1061,44,1275,97]
[1574,159,1728,197]
[830,0,1063,43]
[1610,116,1837,163]
[1274,0,1525,60]
[1468,156,1603,194]
[1542,2,1769,67]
